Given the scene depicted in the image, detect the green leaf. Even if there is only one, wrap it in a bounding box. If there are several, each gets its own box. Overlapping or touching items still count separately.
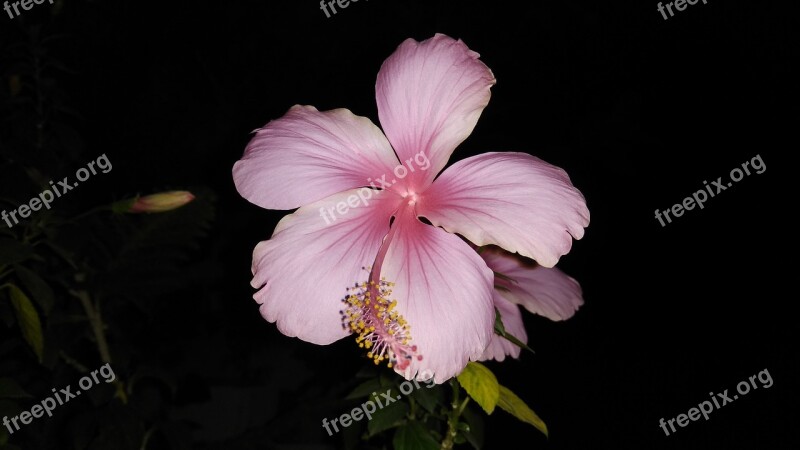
[409,382,442,414]
[461,425,483,449]
[392,421,439,450]
[0,377,32,399]
[5,284,44,362]
[457,362,499,414]
[0,239,33,266]
[13,265,55,315]
[461,404,485,449]
[366,395,409,436]
[345,378,383,400]
[494,308,534,354]
[496,385,548,437]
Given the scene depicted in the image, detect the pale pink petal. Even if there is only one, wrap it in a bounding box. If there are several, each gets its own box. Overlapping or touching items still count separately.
[417,152,590,268]
[481,247,583,321]
[233,105,401,210]
[380,206,495,384]
[251,189,402,344]
[376,34,496,189]
[480,292,527,362]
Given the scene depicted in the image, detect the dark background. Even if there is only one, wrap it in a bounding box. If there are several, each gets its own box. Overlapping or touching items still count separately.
[1,0,797,449]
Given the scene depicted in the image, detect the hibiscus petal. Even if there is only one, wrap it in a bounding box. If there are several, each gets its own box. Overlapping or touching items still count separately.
[417,152,590,268]
[251,189,402,344]
[233,105,401,210]
[379,206,495,384]
[376,34,496,189]
[481,247,583,321]
[480,292,527,362]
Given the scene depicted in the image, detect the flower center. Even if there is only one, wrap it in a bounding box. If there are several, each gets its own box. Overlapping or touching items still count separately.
[402,191,419,204]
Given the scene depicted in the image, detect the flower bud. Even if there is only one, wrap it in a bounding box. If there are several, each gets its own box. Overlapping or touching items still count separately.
[116,191,195,214]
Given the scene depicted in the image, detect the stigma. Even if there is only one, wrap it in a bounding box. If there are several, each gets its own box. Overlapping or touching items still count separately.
[340,272,422,370]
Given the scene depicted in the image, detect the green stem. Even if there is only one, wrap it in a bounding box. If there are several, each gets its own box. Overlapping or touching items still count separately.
[140,426,157,450]
[70,285,131,403]
[70,288,112,364]
[70,205,112,222]
[441,379,470,450]
[70,287,129,404]
[59,351,89,372]
[408,395,417,420]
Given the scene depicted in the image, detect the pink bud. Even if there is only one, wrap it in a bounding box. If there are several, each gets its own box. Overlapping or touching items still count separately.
[128,191,195,213]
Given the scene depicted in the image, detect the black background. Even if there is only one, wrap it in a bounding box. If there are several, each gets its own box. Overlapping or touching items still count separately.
[1,0,797,449]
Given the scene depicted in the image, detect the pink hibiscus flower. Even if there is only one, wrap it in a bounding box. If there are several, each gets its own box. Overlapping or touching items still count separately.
[233,34,589,383]
[478,246,584,362]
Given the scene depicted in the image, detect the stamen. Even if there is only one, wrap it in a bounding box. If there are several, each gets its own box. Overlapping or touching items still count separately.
[341,267,420,370]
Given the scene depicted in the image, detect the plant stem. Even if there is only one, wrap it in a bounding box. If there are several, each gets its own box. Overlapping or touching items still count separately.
[70,289,112,364]
[70,205,112,223]
[71,287,129,403]
[441,379,470,450]
[59,351,89,372]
